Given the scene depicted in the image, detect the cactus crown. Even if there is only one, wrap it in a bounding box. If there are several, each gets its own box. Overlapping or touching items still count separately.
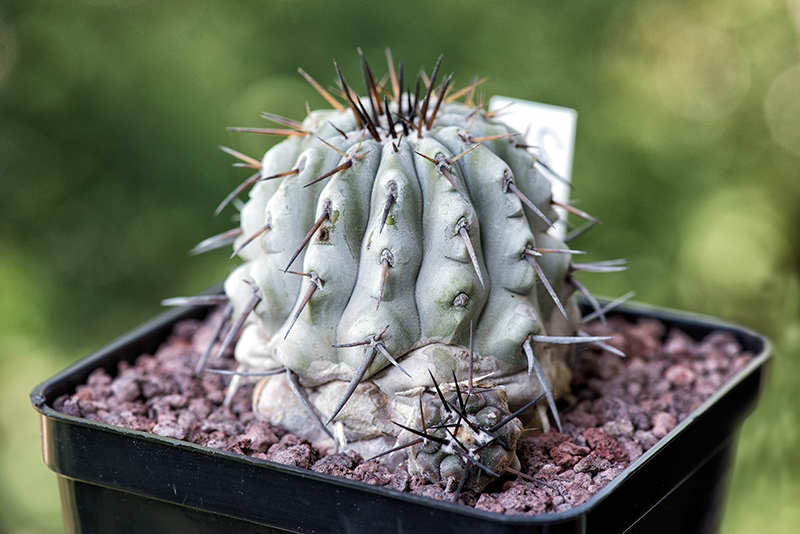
[182,51,623,493]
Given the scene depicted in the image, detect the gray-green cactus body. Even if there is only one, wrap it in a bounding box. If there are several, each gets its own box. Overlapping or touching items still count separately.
[269,140,382,378]
[431,126,541,367]
[337,141,423,377]
[217,55,599,483]
[413,137,487,346]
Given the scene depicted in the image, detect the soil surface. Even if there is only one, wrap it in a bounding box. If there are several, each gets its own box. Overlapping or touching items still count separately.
[54,307,754,515]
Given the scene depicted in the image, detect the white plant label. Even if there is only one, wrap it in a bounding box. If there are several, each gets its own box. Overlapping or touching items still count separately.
[489,96,577,237]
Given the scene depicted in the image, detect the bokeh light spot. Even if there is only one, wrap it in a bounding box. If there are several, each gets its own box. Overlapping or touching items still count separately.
[0,16,18,91]
[700,0,780,28]
[679,187,788,306]
[764,63,800,156]
[650,24,750,121]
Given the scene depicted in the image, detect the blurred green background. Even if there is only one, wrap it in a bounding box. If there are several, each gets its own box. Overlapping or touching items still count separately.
[1,0,798,532]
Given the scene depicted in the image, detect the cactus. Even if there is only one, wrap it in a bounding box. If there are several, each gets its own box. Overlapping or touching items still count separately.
[183,51,623,493]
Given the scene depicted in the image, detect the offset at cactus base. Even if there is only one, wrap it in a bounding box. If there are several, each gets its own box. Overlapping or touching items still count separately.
[194,52,618,490]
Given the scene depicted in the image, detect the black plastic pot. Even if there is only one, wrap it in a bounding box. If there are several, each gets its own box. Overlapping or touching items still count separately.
[31,301,770,534]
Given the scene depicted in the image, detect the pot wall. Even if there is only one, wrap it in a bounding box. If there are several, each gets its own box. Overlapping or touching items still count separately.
[31,302,770,534]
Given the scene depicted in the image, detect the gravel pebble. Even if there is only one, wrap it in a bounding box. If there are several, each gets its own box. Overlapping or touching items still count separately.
[312,451,362,478]
[651,412,678,438]
[666,364,697,387]
[574,454,612,474]
[152,421,190,440]
[266,435,319,469]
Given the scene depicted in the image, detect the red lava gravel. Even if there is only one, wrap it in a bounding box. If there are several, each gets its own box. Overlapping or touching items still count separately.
[53,307,755,515]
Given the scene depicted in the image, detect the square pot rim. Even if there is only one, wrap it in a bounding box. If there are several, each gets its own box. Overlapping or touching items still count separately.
[30,298,771,529]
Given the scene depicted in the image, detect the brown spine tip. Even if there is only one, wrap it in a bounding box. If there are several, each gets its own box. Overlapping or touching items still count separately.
[355,94,381,141]
[328,121,349,139]
[484,101,514,119]
[284,272,323,339]
[426,72,452,130]
[189,227,243,255]
[284,207,331,272]
[357,48,381,122]
[552,200,600,224]
[396,113,413,137]
[258,167,301,182]
[449,143,480,164]
[385,48,400,102]
[418,55,443,131]
[359,48,383,116]
[316,135,349,157]
[304,158,352,188]
[398,59,405,115]
[334,59,365,130]
[465,75,479,107]
[469,132,521,144]
[226,127,307,137]
[219,145,261,169]
[215,172,262,216]
[446,76,488,105]
[298,67,345,112]
[411,74,421,123]
[231,222,271,259]
[384,95,397,139]
[260,112,305,131]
